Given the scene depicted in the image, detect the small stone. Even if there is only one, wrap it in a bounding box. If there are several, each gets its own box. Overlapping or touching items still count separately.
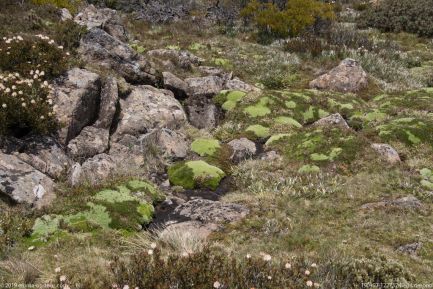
[371,143,401,164]
[228,138,257,163]
[312,113,350,129]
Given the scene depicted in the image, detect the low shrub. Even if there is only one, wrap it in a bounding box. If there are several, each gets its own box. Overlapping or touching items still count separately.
[0,34,69,79]
[241,0,335,41]
[284,35,328,57]
[111,247,322,289]
[0,72,57,136]
[359,0,433,37]
[0,35,70,136]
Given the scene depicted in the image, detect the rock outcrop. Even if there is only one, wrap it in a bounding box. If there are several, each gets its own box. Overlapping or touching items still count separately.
[94,76,119,129]
[74,5,129,42]
[67,126,110,160]
[228,138,257,163]
[79,28,160,85]
[309,58,368,92]
[51,68,101,145]
[313,113,350,129]
[114,85,187,138]
[371,143,401,164]
[0,152,55,207]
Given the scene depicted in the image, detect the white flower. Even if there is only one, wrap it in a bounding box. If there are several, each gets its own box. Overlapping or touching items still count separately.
[11,85,16,90]
[314,283,320,288]
[2,104,6,108]
[18,91,23,95]
[59,275,67,282]
[246,254,251,259]
[5,88,10,93]
[21,103,26,107]
[263,254,272,261]
[40,116,45,120]
[31,100,36,104]
[47,99,53,105]
[311,263,317,268]
[285,263,291,269]
[306,280,313,287]
[58,46,63,50]
[11,92,17,97]
[305,270,311,276]
[40,71,45,76]
[64,285,71,289]
[122,286,129,289]
[147,249,153,255]
[55,267,61,273]
[213,281,221,288]
[66,52,70,56]
[150,242,157,249]
[267,276,272,280]
[27,246,35,251]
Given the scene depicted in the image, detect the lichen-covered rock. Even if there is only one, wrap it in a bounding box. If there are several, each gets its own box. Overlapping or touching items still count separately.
[114,85,187,138]
[79,28,159,85]
[224,78,259,93]
[185,75,224,98]
[0,152,55,207]
[313,113,350,129]
[71,153,116,186]
[162,71,188,99]
[109,134,145,170]
[51,68,101,145]
[13,136,72,180]
[94,76,119,129]
[174,199,249,223]
[168,160,225,190]
[67,126,110,160]
[60,8,72,21]
[228,138,257,163]
[371,143,401,164]
[186,99,222,129]
[191,138,221,157]
[74,5,129,42]
[309,58,368,92]
[397,242,423,256]
[140,129,189,159]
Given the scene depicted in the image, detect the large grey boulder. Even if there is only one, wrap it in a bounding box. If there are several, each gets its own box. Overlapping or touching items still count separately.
[228,138,257,163]
[69,153,116,186]
[371,143,401,164]
[312,113,350,129]
[114,85,187,138]
[185,75,224,98]
[309,58,368,92]
[0,152,55,208]
[14,136,72,180]
[174,199,249,223]
[67,126,110,160]
[162,71,188,99]
[94,76,119,129]
[140,128,189,160]
[74,5,128,42]
[52,68,101,145]
[79,28,159,85]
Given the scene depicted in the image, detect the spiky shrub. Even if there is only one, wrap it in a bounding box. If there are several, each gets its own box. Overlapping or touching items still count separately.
[0,35,68,135]
[358,0,433,37]
[241,0,335,41]
[111,247,322,289]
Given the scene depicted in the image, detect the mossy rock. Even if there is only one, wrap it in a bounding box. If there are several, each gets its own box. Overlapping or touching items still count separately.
[265,133,291,147]
[219,90,247,111]
[29,180,163,244]
[244,97,272,117]
[168,160,225,190]
[420,168,433,190]
[246,124,270,138]
[191,138,221,157]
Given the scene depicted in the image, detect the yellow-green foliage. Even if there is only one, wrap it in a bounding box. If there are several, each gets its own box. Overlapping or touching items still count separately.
[32,0,82,13]
[241,0,335,38]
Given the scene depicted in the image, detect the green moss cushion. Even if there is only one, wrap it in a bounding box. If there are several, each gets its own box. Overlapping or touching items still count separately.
[191,138,221,156]
[168,160,226,190]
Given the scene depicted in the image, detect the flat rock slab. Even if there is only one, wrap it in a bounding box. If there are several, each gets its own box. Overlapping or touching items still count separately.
[0,152,55,208]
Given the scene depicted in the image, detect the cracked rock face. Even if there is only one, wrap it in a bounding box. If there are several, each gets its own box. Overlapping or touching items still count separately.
[0,152,55,208]
[67,126,110,160]
[79,28,160,85]
[114,85,187,138]
[51,68,101,145]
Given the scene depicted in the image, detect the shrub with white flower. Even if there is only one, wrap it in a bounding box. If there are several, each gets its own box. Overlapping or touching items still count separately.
[0,34,69,136]
[0,34,68,79]
[0,72,56,135]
